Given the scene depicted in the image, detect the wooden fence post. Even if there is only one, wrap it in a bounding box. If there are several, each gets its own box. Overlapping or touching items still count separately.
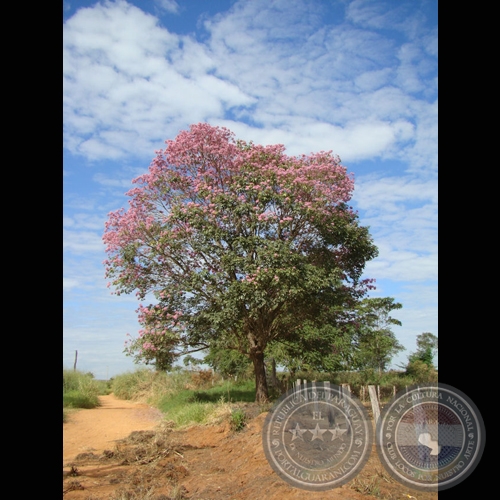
[341,383,351,397]
[368,385,381,423]
[294,378,301,400]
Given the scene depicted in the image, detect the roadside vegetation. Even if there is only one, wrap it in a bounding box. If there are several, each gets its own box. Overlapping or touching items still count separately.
[62,356,436,426]
[289,366,437,402]
[110,368,256,429]
[63,368,112,422]
[63,330,437,427]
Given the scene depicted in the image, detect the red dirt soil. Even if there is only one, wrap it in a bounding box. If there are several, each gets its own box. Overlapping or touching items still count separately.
[63,394,439,499]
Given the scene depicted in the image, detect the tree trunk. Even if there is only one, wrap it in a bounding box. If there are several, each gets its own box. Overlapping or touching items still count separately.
[251,351,269,403]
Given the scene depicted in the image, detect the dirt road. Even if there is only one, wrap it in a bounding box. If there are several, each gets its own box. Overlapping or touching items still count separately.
[63,394,164,463]
[63,395,439,499]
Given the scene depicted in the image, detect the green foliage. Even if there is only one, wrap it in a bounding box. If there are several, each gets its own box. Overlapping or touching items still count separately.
[113,371,200,424]
[156,382,254,428]
[266,321,355,375]
[63,389,100,409]
[111,368,188,403]
[104,368,256,428]
[182,354,204,370]
[191,379,256,403]
[230,409,247,431]
[407,332,438,367]
[95,378,113,395]
[63,369,102,409]
[353,297,405,373]
[63,368,86,392]
[103,124,379,402]
[124,330,178,371]
[159,394,216,427]
[287,369,433,399]
[110,368,255,427]
[203,346,252,379]
[408,346,433,366]
[405,359,438,383]
[267,296,405,377]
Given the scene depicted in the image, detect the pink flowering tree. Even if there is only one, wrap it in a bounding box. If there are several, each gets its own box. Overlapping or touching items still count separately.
[123,313,178,372]
[103,123,378,402]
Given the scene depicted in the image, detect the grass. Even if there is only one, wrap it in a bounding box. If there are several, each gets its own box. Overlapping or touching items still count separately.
[64,363,436,430]
[349,468,396,498]
[156,390,231,427]
[112,368,191,405]
[63,389,100,409]
[63,368,111,411]
[109,369,256,429]
[229,408,247,431]
[350,474,382,496]
[190,379,255,403]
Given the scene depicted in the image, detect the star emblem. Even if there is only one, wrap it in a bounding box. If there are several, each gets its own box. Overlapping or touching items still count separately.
[289,423,307,441]
[309,423,328,441]
[329,425,348,441]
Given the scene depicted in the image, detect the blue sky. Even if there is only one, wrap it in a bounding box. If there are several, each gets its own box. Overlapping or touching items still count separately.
[63,0,438,379]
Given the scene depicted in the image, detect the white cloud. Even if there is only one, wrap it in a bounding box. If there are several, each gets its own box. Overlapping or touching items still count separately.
[63,229,104,254]
[352,173,437,283]
[63,277,80,291]
[354,68,392,91]
[396,43,432,94]
[354,175,437,212]
[93,172,134,188]
[346,0,427,40]
[63,0,256,161]
[66,213,107,231]
[212,117,414,161]
[63,0,436,170]
[154,0,179,15]
[365,249,437,282]
[63,0,438,375]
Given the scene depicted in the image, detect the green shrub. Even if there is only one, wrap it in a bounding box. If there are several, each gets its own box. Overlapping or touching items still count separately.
[405,360,438,384]
[63,389,100,409]
[94,379,113,395]
[63,369,85,392]
[191,379,255,404]
[169,401,214,426]
[156,390,232,428]
[104,368,256,429]
[63,369,102,409]
[111,368,191,404]
[230,409,246,431]
[111,369,155,400]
